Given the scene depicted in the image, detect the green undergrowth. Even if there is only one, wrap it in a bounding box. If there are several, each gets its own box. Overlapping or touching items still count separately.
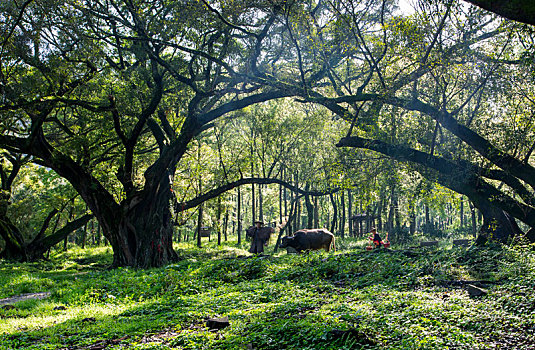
[0,240,535,349]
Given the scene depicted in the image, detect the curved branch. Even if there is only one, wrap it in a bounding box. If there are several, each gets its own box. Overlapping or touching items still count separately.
[32,208,59,243]
[30,214,93,256]
[338,136,535,228]
[385,96,535,190]
[178,177,339,211]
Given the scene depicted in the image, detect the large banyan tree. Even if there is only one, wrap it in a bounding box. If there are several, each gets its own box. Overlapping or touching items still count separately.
[0,0,341,266]
[1,0,535,267]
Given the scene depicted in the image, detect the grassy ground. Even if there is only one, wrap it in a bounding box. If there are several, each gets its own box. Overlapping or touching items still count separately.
[0,238,534,349]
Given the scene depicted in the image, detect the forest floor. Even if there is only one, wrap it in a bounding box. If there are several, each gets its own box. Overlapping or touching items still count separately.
[0,238,534,349]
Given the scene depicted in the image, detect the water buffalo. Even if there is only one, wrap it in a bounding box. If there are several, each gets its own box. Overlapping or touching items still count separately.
[246,225,274,254]
[279,228,335,253]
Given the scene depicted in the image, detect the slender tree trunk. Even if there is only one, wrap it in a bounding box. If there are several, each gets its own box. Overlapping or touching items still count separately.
[469,201,477,237]
[377,199,383,232]
[366,206,371,234]
[295,196,301,232]
[251,143,255,224]
[224,207,229,242]
[231,197,236,238]
[82,205,88,249]
[64,200,75,251]
[274,196,299,252]
[96,222,101,246]
[305,183,314,228]
[340,191,346,239]
[393,192,400,231]
[348,190,353,236]
[459,196,464,229]
[259,184,263,223]
[330,193,338,234]
[90,219,95,246]
[409,203,416,236]
[237,187,242,245]
[279,180,283,225]
[294,172,299,232]
[387,189,395,234]
[217,195,222,245]
[197,203,203,248]
[283,168,288,219]
[313,196,319,228]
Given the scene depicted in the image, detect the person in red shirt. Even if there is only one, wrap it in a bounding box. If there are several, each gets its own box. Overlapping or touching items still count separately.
[368,227,384,248]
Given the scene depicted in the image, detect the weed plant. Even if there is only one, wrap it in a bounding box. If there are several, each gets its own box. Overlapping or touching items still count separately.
[0,239,534,349]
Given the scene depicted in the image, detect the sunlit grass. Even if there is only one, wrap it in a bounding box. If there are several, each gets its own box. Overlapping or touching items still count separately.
[1,241,535,349]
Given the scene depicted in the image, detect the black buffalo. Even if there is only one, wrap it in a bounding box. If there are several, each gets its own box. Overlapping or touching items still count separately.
[279,229,335,253]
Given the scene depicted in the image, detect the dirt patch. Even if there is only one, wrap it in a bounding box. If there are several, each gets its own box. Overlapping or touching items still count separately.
[0,292,51,305]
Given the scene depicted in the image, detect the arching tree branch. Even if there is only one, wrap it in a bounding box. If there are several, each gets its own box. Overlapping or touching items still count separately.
[337,136,535,229]
[178,177,339,212]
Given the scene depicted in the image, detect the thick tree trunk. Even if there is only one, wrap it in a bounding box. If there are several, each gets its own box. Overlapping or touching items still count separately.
[110,185,179,268]
[476,203,523,244]
[0,217,27,261]
[83,168,180,268]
